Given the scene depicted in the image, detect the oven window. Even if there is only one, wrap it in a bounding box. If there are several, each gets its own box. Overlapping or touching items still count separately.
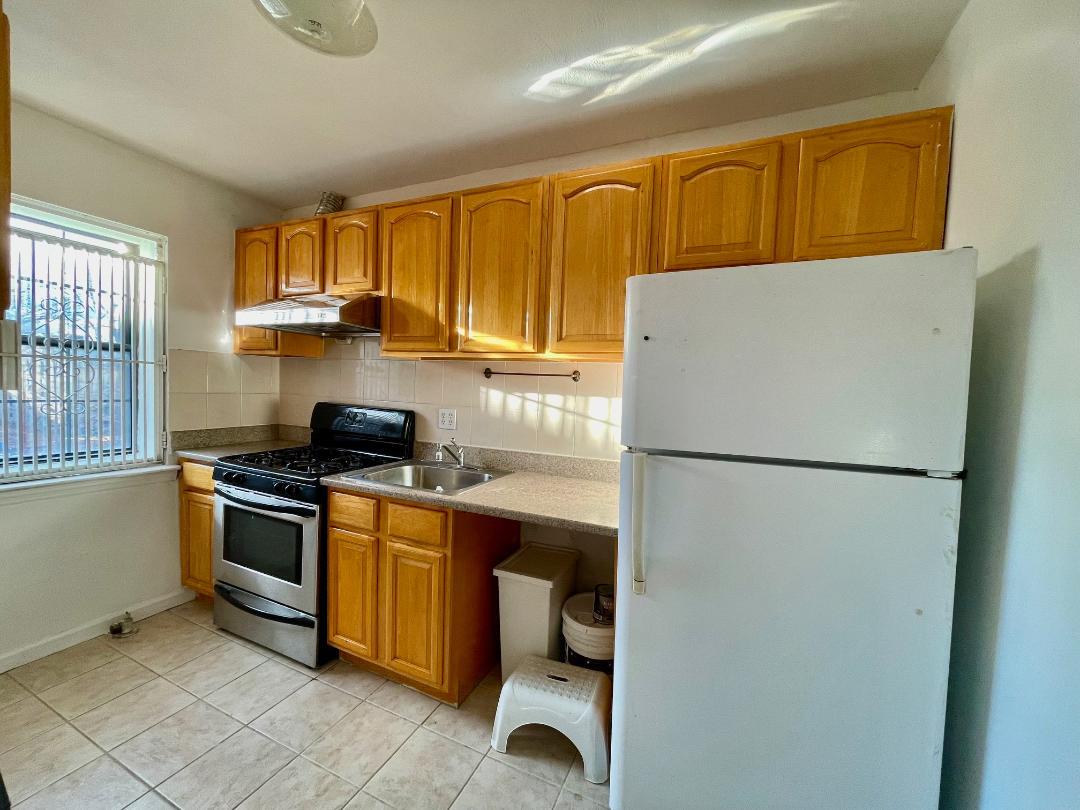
[222,505,303,585]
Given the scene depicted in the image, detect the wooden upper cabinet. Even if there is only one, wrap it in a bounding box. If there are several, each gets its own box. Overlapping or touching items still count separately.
[660,141,782,270]
[325,209,378,295]
[383,540,446,687]
[380,197,452,352]
[791,108,952,260]
[548,160,656,354]
[278,218,324,296]
[454,179,546,353]
[234,226,278,353]
[328,528,379,661]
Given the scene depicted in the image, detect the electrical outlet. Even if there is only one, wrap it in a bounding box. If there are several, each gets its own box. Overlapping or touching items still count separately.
[438,408,457,430]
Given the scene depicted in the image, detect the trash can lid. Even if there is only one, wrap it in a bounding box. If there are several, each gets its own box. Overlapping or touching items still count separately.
[493,543,580,588]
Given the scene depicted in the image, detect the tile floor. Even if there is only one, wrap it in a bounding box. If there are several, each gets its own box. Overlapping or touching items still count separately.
[0,599,610,809]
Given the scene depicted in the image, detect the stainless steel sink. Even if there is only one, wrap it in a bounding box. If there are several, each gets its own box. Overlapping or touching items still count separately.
[350,461,509,495]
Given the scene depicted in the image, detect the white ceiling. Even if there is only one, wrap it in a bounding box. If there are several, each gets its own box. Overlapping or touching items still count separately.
[8,0,966,209]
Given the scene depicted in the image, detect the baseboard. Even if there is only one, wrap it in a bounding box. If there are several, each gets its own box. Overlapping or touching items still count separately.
[0,589,196,673]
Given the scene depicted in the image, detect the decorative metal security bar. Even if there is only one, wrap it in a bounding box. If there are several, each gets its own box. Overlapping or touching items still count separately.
[0,227,164,482]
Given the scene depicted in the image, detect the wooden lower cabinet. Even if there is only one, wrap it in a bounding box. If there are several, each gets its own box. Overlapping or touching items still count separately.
[327,491,519,703]
[327,528,379,661]
[178,462,215,597]
[383,541,445,686]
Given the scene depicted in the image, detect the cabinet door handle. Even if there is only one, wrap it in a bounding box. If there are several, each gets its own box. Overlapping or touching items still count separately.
[630,452,646,595]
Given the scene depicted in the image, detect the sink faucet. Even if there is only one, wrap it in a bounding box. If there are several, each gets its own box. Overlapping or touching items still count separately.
[436,438,465,467]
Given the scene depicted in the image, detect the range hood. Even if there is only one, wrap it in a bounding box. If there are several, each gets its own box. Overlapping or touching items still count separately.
[235,294,381,337]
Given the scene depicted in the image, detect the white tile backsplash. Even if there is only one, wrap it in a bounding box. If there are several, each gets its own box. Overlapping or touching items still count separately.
[240,393,278,426]
[388,361,416,402]
[168,350,208,394]
[206,393,242,428]
[206,353,241,394]
[168,344,621,460]
[275,350,621,460]
[239,356,277,395]
[338,360,364,400]
[169,392,207,431]
[414,360,443,404]
[362,360,389,401]
[168,350,280,432]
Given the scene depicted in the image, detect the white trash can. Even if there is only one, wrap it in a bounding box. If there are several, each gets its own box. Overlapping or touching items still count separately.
[493,543,580,680]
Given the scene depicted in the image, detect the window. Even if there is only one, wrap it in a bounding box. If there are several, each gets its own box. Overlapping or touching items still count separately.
[0,197,166,482]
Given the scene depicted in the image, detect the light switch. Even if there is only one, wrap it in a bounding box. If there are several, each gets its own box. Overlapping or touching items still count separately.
[438,408,457,430]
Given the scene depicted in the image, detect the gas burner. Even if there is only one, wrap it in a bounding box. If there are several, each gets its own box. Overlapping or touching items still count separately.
[216,442,400,484]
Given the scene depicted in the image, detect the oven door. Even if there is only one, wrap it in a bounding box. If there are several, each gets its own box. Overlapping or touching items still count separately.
[213,483,319,616]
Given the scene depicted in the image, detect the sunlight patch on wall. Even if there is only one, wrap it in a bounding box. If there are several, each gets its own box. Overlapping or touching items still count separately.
[526,3,844,105]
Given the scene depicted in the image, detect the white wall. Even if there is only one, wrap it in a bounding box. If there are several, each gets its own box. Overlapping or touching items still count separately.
[914,0,1080,806]
[12,102,279,356]
[1,104,280,668]
[0,470,185,670]
[281,91,923,218]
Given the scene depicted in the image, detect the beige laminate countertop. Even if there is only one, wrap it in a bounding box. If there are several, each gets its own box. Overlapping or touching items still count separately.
[174,440,304,464]
[173,442,619,536]
[321,469,619,537]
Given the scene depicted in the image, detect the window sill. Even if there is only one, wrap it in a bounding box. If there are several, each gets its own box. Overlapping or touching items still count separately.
[0,464,181,507]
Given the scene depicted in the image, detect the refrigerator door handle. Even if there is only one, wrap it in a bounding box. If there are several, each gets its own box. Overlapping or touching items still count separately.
[630,451,646,594]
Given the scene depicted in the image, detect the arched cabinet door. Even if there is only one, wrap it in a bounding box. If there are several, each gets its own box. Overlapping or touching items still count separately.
[792,108,952,260]
[547,160,656,354]
[660,141,782,270]
[325,209,378,295]
[380,197,452,352]
[454,179,546,353]
[234,226,278,353]
[278,217,323,296]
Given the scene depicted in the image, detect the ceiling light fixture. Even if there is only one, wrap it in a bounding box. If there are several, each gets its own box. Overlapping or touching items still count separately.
[252,0,378,57]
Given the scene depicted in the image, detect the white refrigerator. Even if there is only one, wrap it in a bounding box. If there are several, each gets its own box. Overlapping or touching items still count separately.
[611,248,976,810]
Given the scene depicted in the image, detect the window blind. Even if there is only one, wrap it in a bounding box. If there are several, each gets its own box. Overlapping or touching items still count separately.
[0,227,165,482]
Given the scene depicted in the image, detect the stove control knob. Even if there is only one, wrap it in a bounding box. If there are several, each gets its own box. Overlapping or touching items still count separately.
[285,484,301,497]
[222,471,236,483]
[273,482,288,495]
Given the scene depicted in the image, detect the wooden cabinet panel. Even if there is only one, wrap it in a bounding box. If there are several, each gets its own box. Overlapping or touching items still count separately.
[328,528,379,661]
[329,491,378,533]
[179,489,214,596]
[279,218,324,296]
[325,209,378,295]
[792,108,951,260]
[383,541,445,686]
[548,160,656,354]
[180,461,214,492]
[234,227,278,353]
[455,179,546,353]
[380,197,452,352]
[386,501,447,547]
[660,141,782,270]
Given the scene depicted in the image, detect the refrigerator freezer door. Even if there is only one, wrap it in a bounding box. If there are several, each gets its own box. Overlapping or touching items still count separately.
[622,248,975,472]
[611,452,960,810]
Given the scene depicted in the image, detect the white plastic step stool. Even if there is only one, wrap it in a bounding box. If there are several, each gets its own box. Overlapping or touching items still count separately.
[490,655,612,784]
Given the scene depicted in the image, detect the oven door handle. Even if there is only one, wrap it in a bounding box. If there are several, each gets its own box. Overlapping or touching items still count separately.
[214,583,315,628]
[215,487,317,518]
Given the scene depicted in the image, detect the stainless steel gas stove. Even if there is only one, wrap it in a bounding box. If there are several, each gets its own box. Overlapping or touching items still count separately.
[211,403,414,666]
